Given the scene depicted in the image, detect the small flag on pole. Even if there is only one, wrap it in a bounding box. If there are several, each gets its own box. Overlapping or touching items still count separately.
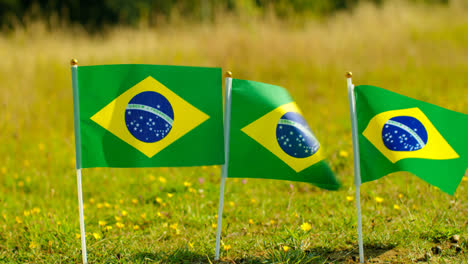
[73,64,224,168]
[227,78,340,190]
[215,76,340,260]
[354,85,468,195]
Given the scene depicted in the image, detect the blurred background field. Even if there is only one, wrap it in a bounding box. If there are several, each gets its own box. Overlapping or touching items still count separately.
[0,0,467,263]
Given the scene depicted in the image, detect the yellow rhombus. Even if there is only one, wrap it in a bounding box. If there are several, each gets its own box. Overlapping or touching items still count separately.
[241,102,324,172]
[91,76,209,158]
[363,107,458,163]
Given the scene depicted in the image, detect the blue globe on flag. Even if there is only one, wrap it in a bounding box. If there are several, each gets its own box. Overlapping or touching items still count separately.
[382,116,428,151]
[276,112,320,158]
[125,91,174,143]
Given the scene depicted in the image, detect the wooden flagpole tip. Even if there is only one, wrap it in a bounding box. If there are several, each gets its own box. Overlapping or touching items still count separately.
[346,72,352,78]
[225,71,232,78]
[71,59,78,66]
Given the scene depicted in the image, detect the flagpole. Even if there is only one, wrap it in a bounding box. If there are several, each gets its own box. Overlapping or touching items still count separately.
[346,72,364,263]
[71,59,88,264]
[76,169,87,264]
[215,71,233,260]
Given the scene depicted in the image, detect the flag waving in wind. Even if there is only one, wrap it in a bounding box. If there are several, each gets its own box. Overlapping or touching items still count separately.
[73,64,224,168]
[228,79,340,190]
[355,85,468,195]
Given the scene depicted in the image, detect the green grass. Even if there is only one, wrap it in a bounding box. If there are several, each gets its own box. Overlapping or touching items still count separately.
[0,1,467,263]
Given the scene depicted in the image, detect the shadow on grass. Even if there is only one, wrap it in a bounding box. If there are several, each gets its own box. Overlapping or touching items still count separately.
[307,242,398,263]
[126,243,397,263]
[128,248,210,263]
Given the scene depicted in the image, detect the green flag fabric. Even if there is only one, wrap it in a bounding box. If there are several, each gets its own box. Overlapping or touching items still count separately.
[228,79,340,190]
[72,64,224,169]
[355,85,468,195]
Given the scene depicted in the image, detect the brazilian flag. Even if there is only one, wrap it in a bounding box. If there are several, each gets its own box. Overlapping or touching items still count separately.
[355,85,468,195]
[228,79,340,190]
[72,64,224,168]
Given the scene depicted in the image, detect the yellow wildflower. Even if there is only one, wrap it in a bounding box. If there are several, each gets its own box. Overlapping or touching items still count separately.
[115,216,122,222]
[1,167,6,174]
[375,197,384,203]
[398,193,404,199]
[346,196,354,202]
[282,246,290,252]
[157,212,163,218]
[270,220,276,225]
[462,176,467,182]
[98,220,107,227]
[393,204,401,210]
[148,174,156,181]
[140,213,147,219]
[31,208,40,214]
[339,150,349,158]
[248,219,254,225]
[188,242,194,249]
[18,181,24,187]
[223,245,231,251]
[119,199,124,204]
[156,197,163,204]
[158,176,167,184]
[89,198,95,204]
[92,233,101,240]
[75,233,81,239]
[188,187,196,193]
[133,225,140,231]
[229,201,235,207]
[300,222,312,232]
[166,193,174,198]
[38,143,45,151]
[29,242,38,249]
[23,211,30,217]
[57,221,62,226]
[116,222,124,229]
[250,198,257,204]
[121,210,128,217]
[183,181,192,187]
[212,223,217,229]
[131,199,138,204]
[16,216,23,224]
[2,213,6,220]
[169,223,180,234]
[105,226,113,231]
[97,203,104,209]
[104,202,111,208]
[162,222,168,228]
[25,177,31,183]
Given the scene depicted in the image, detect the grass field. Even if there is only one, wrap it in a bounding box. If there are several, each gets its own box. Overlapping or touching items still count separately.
[0,1,467,263]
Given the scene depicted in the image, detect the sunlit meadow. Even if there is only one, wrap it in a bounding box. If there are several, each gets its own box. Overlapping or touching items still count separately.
[0,1,467,263]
